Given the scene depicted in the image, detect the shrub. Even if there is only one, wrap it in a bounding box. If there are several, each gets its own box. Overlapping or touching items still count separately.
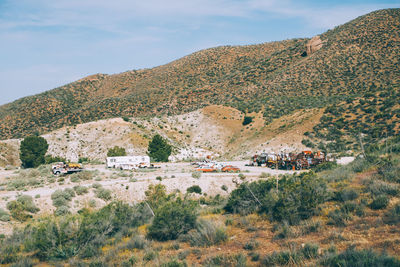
[300,219,322,235]
[243,240,259,250]
[334,188,359,202]
[366,180,398,197]
[185,219,228,247]
[7,195,39,222]
[242,116,253,126]
[148,134,172,162]
[160,259,187,267]
[20,136,48,168]
[273,221,296,239]
[45,155,66,164]
[187,185,202,194]
[314,161,338,172]
[74,185,89,195]
[147,198,198,241]
[55,205,70,216]
[320,247,400,266]
[71,171,94,181]
[0,208,10,222]
[125,235,148,250]
[51,189,75,208]
[225,172,328,224]
[204,253,247,267]
[25,201,152,261]
[107,146,126,157]
[14,195,39,213]
[301,243,319,259]
[261,250,303,266]
[191,171,202,179]
[383,203,400,225]
[95,188,112,201]
[6,201,32,222]
[259,172,270,178]
[369,194,389,210]
[143,249,157,262]
[221,185,228,191]
[327,209,352,227]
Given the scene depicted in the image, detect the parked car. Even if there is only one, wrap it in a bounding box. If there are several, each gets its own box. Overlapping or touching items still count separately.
[196,166,217,172]
[221,165,240,172]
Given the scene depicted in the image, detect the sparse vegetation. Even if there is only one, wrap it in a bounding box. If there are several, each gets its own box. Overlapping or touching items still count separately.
[107,146,127,157]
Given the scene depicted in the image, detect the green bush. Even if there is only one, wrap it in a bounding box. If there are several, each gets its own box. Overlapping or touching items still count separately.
[187,185,202,194]
[320,247,400,267]
[51,189,75,208]
[191,171,202,179]
[225,172,328,224]
[261,249,303,266]
[45,155,66,164]
[95,188,112,201]
[301,243,319,259]
[334,188,358,202]
[185,219,227,247]
[314,161,338,172]
[148,134,172,162]
[6,195,39,222]
[366,180,398,197]
[327,209,352,227]
[383,203,400,225]
[0,208,10,222]
[74,185,89,195]
[107,146,127,157]
[369,194,389,210]
[25,201,152,261]
[160,259,187,267]
[242,116,253,126]
[54,205,70,216]
[203,253,247,267]
[125,235,148,250]
[147,198,198,241]
[20,136,48,168]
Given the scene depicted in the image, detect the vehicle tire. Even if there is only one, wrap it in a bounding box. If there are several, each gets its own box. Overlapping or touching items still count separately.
[54,171,60,175]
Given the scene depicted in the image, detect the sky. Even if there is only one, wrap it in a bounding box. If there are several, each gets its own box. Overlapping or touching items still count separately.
[1,0,399,105]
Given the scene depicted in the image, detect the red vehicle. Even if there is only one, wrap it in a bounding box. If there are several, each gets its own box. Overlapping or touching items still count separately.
[196,166,217,172]
[221,165,240,172]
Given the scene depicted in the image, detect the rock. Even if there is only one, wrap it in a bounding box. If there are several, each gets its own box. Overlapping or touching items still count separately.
[306,35,323,55]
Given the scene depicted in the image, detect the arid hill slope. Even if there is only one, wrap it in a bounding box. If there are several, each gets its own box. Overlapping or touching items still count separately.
[0,9,399,140]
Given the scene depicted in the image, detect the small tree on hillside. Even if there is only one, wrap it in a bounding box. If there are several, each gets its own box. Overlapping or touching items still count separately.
[148,134,172,162]
[107,146,127,157]
[20,136,48,168]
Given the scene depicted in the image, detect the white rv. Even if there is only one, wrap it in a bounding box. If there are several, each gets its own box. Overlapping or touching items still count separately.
[106,156,150,169]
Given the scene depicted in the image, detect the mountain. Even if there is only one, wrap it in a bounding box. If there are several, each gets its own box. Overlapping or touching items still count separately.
[0,8,399,146]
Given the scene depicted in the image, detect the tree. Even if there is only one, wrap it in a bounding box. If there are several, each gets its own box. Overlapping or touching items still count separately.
[107,146,126,157]
[148,134,172,162]
[242,116,253,126]
[20,136,48,168]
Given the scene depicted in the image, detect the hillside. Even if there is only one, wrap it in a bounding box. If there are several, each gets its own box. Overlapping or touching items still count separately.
[0,9,399,146]
[0,105,322,167]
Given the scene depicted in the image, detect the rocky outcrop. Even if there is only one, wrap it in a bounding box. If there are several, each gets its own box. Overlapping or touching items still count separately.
[306,36,324,55]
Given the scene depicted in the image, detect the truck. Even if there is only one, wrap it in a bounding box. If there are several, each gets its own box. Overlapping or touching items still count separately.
[106,156,151,169]
[52,162,84,175]
[249,151,326,170]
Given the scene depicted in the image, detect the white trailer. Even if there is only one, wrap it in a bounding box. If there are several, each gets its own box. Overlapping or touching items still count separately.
[106,156,150,169]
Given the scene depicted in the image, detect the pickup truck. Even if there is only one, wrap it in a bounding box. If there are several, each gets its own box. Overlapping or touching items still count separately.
[52,162,84,175]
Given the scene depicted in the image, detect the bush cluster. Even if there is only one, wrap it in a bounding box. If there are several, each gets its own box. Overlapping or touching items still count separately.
[6,195,39,222]
[225,172,328,224]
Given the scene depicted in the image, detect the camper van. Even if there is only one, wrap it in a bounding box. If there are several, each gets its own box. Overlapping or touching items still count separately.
[106,156,150,169]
